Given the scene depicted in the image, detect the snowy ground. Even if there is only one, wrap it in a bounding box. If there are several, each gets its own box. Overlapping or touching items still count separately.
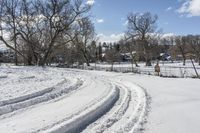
[0,66,200,133]
[89,71,200,133]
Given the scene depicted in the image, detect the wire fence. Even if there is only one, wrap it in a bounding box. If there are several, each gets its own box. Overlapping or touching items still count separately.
[72,63,200,78]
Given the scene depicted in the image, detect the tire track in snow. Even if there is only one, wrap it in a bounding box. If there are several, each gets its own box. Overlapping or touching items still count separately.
[81,77,149,133]
[42,85,119,133]
[0,78,83,116]
[36,73,120,133]
[43,71,149,133]
[0,68,90,116]
[105,81,148,133]
[82,82,131,133]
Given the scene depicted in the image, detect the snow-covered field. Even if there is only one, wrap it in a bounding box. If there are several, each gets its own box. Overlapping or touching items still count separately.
[0,66,200,133]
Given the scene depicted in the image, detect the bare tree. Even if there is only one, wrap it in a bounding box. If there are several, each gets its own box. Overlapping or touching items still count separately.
[126,12,158,66]
[105,47,121,71]
[187,35,200,65]
[0,0,29,63]
[175,36,188,66]
[33,0,91,66]
[120,37,139,72]
[4,0,19,65]
[88,40,98,63]
[68,17,95,66]
[0,0,91,66]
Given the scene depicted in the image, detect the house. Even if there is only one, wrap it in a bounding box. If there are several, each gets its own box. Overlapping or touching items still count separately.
[121,52,136,62]
[157,53,171,61]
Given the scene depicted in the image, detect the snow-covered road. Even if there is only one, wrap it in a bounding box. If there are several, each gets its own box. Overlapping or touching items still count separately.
[90,71,200,133]
[0,67,148,133]
[0,66,200,133]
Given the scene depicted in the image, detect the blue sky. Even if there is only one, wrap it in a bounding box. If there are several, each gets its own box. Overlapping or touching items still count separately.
[86,0,200,42]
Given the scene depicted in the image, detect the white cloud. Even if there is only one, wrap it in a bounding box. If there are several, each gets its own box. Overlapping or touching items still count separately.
[177,0,200,16]
[96,19,104,23]
[96,33,176,43]
[162,33,175,38]
[97,33,125,43]
[166,6,172,11]
[86,0,95,6]
[122,20,128,26]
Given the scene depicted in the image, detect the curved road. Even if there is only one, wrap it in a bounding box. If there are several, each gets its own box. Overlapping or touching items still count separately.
[0,68,148,133]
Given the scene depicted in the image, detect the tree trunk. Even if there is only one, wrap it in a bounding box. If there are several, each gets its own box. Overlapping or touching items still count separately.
[131,58,138,72]
[13,28,18,66]
[82,51,90,66]
[27,54,33,66]
[40,55,49,66]
[145,57,152,66]
[183,58,186,66]
[14,43,18,65]
[131,60,134,72]
[38,59,45,66]
[198,57,200,66]
[142,40,152,66]
[131,54,139,67]
[84,55,90,66]
[179,46,186,66]
[111,62,114,71]
[134,58,139,67]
